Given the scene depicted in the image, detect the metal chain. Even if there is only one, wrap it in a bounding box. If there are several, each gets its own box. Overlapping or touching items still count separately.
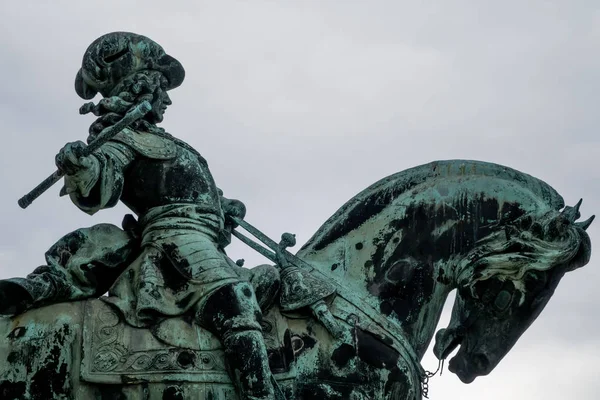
[421,358,444,399]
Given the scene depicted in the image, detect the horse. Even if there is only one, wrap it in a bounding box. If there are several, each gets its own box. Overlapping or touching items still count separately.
[0,160,592,399]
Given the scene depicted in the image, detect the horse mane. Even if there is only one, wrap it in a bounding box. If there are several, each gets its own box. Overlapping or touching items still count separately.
[458,213,587,289]
[301,160,564,253]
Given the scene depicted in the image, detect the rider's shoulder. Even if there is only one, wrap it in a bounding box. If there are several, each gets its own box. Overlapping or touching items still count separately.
[111,128,177,160]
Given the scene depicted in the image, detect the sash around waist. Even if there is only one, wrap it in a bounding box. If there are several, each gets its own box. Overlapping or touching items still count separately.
[139,203,225,245]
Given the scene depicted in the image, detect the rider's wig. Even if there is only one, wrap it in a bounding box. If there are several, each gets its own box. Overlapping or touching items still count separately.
[81,70,166,138]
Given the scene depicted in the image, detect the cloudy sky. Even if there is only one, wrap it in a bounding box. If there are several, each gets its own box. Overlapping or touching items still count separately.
[1,1,599,398]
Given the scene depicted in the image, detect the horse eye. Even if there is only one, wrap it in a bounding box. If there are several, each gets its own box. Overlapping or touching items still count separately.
[494,290,512,311]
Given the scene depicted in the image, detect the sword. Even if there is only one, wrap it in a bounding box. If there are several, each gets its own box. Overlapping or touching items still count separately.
[229,216,315,272]
[230,216,347,340]
[18,100,152,209]
[231,229,277,262]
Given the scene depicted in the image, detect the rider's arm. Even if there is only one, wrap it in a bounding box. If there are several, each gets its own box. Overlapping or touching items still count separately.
[221,195,247,221]
[58,141,136,215]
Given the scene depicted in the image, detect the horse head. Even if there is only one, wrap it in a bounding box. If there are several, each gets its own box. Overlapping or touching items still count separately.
[434,202,593,383]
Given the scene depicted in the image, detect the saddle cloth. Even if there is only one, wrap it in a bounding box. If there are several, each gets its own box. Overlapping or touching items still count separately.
[81,299,296,387]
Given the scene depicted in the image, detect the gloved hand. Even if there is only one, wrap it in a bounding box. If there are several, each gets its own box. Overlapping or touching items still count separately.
[55,141,97,176]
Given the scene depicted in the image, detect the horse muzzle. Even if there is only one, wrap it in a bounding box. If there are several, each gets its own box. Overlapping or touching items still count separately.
[448,348,492,383]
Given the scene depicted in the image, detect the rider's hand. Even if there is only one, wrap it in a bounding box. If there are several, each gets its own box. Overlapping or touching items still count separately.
[222,198,247,226]
[55,141,95,176]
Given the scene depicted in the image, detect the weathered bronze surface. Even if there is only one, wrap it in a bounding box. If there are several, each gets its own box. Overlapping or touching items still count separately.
[0,32,594,400]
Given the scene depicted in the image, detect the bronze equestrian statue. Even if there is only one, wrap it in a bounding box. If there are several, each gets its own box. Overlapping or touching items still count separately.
[0,32,593,400]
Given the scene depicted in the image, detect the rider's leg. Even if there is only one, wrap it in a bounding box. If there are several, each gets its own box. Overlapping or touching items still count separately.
[249,264,280,312]
[196,281,275,400]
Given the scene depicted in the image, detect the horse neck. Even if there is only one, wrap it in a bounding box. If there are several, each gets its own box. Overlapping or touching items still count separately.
[411,262,456,359]
[366,255,457,360]
[298,218,459,361]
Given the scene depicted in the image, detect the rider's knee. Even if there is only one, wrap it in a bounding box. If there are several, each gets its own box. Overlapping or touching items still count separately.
[198,281,263,336]
[250,264,280,285]
[250,264,281,311]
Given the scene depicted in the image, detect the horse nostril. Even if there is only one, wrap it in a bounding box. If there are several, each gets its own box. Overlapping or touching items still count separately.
[472,353,490,372]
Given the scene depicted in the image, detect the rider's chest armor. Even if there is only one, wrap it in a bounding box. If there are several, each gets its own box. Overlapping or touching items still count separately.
[117,131,221,215]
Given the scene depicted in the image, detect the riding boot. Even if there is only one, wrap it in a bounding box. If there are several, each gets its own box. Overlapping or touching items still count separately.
[0,278,36,315]
[223,329,276,400]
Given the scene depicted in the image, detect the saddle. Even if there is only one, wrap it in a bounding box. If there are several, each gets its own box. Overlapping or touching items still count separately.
[81,299,296,394]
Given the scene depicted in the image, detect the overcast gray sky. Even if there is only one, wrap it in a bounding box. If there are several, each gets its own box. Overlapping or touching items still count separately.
[1,1,599,398]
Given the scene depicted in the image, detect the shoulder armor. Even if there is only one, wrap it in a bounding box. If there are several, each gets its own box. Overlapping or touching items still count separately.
[112,128,177,160]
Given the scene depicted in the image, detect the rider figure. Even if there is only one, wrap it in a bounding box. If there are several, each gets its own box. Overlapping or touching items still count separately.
[53,32,276,400]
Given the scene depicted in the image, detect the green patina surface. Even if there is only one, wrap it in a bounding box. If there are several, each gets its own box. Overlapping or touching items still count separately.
[0,32,594,400]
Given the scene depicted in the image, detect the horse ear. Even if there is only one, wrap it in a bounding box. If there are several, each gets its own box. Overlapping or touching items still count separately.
[575,215,595,231]
[562,200,594,272]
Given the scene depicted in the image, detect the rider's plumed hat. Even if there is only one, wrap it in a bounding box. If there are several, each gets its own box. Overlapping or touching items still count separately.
[75,31,185,99]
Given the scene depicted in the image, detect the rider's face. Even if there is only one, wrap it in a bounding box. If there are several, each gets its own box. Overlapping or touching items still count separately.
[148,76,172,123]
